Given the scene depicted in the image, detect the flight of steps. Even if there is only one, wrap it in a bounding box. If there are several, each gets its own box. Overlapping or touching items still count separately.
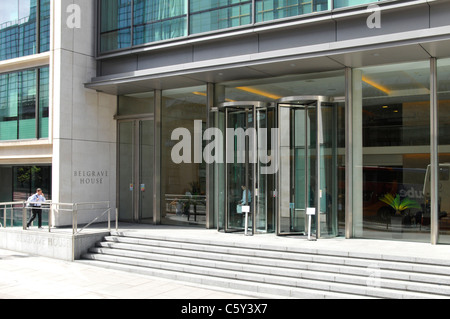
[80,231,450,299]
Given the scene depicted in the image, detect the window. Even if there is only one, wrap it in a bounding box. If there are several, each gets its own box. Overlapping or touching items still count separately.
[352,61,431,242]
[0,0,51,61]
[0,66,49,141]
[190,0,252,34]
[100,0,132,52]
[256,0,330,23]
[98,0,385,51]
[133,0,187,45]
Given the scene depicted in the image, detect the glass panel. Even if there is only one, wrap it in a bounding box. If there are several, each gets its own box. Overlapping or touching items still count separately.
[119,92,154,116]
[100,0,132,52]
[118,121,134,221]
[162,86,207,226]
[139,119,154,222]
[214,108,226,231]
[18,0,36,57]
[133,0,187,45]
[318,101,340,237]
[334,0,377,9]
[256,0,329,23]
[39,66,49,138]
[278,105,314,234]
[0,72,18,140]
[438,58,450,244]
[190,0,252,35]
[18,69,36,139]
[353,61,430,242]
[256,107,276,233]
[39,0,50,53]
[226,107,254,232]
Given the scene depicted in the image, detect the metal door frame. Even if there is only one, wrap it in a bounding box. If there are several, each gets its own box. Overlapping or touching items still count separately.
[117,116,154,223]
[275,96,333,238]
[217,101,271,234]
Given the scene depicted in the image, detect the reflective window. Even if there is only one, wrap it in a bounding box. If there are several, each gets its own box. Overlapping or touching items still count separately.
[134,0,187,45]
[256,0,330,23]
[0,0,50,61]
[99,0,383,52]
[0,66,49,141]
[334,0,377,9]
[190,0,252,34]
[438,58,450,244]
[100,0,132,52]
[352,61,430,242]
[161,86,207,226]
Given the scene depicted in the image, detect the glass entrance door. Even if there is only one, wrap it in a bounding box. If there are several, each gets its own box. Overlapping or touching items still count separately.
[218,101,275,234]
[118,118,154,223]
[276,96,338,238]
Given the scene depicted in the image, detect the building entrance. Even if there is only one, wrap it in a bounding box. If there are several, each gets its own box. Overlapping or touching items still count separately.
[217,101,276,234]
[118,119,154,223]
[215,96,340,238]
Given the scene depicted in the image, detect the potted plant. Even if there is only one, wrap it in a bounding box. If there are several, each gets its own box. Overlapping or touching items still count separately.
[379,193,421,232]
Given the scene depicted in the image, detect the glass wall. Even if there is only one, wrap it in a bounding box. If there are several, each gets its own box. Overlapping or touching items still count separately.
[438,58,450,244]
[0,66,49,141]
[161,86,207,226]
[190,0,251,34]
[134,0,187,45]
[334,0,377,9]
[100,0,132,52]
[215,71,346,237]
[352,61,431,242]
[99,0,381,53]
[255,0,330,23]
[0,0,50,61]
[0,165,51,202]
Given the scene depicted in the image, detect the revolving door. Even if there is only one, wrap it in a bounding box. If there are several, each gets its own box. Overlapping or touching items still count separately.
[214,96,339,238]
[216,101,276,234]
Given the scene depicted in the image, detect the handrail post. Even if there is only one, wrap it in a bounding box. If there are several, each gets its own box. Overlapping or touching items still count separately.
[73,204,77,235]
[48,203,52,233]
[22,202,27,230]
[107,205,111,231]
[117,207,119,231]
[3,206,5,228]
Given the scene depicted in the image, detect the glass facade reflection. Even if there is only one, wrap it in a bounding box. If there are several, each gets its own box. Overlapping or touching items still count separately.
[438,58,450,244]
[0,66,49,141]
[256,0,329,22]
[99,0,380,53]
[0,0,50,61]
[161,86,207,226]
[353,61,431,242]
[112,57,450,244]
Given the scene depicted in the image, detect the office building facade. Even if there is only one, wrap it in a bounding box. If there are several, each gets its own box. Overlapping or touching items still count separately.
[2,0,450,244]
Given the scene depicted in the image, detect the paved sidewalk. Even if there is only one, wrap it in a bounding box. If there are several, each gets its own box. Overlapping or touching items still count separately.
[0,249,255,299]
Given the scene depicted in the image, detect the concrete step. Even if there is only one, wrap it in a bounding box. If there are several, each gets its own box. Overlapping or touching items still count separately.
[80,231,450,299]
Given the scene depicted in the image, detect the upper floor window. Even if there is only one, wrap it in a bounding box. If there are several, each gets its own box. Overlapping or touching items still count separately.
[0,66,49,141]
[0,0,50,61]
[99,0,382,53]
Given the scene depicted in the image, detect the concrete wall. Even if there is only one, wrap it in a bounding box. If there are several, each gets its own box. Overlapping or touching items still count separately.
[52,0,117,226]
[0,229,109,261]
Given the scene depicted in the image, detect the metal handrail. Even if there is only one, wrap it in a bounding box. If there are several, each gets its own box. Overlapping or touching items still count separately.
[0,201,117,234]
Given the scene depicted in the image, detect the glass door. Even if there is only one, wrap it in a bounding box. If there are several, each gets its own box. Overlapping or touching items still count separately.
[118,118,154,223]
[217,101,273,234]
[276,96,337,238]
[277,102,315,235]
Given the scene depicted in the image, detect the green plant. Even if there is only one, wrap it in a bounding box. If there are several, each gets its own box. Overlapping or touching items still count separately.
[379,193,420,215]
